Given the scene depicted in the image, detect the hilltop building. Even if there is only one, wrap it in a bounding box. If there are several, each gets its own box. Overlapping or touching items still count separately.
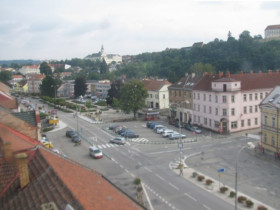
[265,24,280,40]
[84,45,122,64]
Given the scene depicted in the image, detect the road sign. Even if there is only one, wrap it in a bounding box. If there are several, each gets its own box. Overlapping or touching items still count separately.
[178,142,183,149]
[217,168,225,173]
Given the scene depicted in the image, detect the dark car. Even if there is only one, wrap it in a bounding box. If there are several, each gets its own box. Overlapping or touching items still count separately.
[146,121,154,128]
[121,130,134,136]
[184,123,194,132]
[66,130,77,138]
[124,133,139,138]
[71,135,81,143]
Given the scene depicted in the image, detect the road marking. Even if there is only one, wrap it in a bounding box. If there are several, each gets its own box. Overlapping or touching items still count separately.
[144,167,152,172]
[120,165,124,169]
[184,193,197,201]
[201,144,212,148]
[156,174,165,181]
[203,204,212,210]
[168,182,179,191]
[142,184,154,210]
[137,162,143,166]
[124,169,129,173]
[148,147,191,155]
[106,143,111,147]
[221,141,232,144]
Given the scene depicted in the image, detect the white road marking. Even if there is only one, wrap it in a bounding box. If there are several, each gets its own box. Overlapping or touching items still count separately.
[148,147,192,155]
[168,182,179,191]
[144,167,152,172]
[156,174,165,181]
[201,144,212,148]
[221,141,232,144]
[203,204,212,210]
[184,193,197,202]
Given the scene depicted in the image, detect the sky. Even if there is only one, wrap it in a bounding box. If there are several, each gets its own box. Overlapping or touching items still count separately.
[0,0,280,60]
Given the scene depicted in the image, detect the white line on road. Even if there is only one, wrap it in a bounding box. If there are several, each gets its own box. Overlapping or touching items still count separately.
[221,141,232,144]
[148,147,192,155]
[144,167,152,172]
[156,174,165,181]
[120,165,124,169]
[168,182,179,191]
[124,169,129,173]
[184,193,197,202]
[142,184,154,210]
[137,162,143,166]
[203,204,212,210]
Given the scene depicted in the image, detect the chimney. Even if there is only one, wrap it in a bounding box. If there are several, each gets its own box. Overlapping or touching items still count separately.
[268,70,273,74]
[218,71,223,78]
[16,153,30,189]
[3,141,13,159]
[226,71,230,77]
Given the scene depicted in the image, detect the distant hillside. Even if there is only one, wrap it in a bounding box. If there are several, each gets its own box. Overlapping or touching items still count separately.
[0,60,41,66]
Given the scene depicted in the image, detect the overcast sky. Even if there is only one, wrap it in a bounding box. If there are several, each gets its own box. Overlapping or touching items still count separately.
[1,0,280,60]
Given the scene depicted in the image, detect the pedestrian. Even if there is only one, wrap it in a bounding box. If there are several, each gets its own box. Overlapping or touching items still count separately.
[179,164,183,176]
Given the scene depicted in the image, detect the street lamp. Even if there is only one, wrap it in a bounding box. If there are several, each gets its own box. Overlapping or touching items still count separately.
[235,145,247,210]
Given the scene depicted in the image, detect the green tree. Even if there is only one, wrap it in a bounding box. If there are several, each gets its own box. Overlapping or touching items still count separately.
[120,80,148,119]
[0,71,12,83]
[74,76,87,98]
[100,58,108,74]
[106,79,123,105]
[40,62,52,76]
[189,63,216,74]
[40,76,57,97]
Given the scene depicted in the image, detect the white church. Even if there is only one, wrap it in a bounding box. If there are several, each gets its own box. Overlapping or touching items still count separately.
[84,45,122,64]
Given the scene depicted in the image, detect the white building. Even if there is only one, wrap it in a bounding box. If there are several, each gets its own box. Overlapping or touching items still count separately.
[19,65,40,75]
[265,24,280,40]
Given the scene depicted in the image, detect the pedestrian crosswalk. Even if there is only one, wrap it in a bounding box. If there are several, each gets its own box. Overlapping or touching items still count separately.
[128,138,149,143]
[95,142,131,149]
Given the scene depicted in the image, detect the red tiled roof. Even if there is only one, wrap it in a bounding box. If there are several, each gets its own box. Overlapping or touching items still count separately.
[265,24,280,30]
[0,82,10,94]
[142,79,171,91]
[194,71,280,91]
[12,75,23,79]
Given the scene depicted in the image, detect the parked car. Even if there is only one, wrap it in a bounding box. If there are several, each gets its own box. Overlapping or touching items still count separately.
[150,122,159,129]
[109,124,119,130]
[184,123,194,132]
[89,146,103,159]
[146,121,154,128]
[153,125,164,131]
[66,130,77,138]
[156,127,168,134]
[121,130,134,136]
[71,135,81,143]
[110,137,126,145]
[192,126,202,134]
[124,133,139,138]
[169,133,186,140]
[162,130,175,137]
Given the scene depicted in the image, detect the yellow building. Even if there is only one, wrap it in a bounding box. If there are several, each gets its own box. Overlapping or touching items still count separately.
[260,86,280,157]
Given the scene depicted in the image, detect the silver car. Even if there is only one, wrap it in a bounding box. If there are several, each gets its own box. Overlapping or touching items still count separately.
[110,137,126,145]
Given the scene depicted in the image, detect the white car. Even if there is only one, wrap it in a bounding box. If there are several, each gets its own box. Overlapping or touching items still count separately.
[192,126,202,134]
[110,137,126,145]
[169,133,186,140]
[89,146,103,159]
[162,130,175,137]
[156,127,167,134]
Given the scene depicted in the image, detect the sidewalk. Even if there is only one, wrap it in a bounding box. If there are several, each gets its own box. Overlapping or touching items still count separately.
[171,164,275,210]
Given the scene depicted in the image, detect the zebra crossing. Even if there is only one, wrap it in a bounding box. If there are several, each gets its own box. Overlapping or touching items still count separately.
[128,138,149,143]
[95,142,130,149]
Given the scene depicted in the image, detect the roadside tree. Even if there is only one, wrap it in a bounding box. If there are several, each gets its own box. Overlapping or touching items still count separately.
[74,76,87,98]
[40,62,52,76]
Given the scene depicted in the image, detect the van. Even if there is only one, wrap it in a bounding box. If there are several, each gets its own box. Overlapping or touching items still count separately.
[89,146,103,159]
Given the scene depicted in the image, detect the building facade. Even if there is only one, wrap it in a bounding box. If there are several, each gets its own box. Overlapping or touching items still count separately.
[142,78,171,110]
[19,65,40,75]
[260,86,280,156]
[27,74,45,93]
[84,45,122,64]
[265,24,280,40]
[168,73,202,124]
[193,71,280,133]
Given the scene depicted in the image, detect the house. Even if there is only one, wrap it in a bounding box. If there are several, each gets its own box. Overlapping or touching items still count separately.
[13,80,28,94]
[88,80,111,99]
[0,82,19,112]
[84,45,122,65]
[192,70,280,134]
[27,74,45,94]
[265,24,280,40]
[168,73,203,124]
[57,80,74,97]
[18,65,40,75]
[142,78,171,110]
[259,86,280,157]
[0,113,142,209]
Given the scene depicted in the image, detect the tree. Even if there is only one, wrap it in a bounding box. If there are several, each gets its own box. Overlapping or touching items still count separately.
[106,79,124,105]
[189,63,216,74]
[120,80,148,119]
[100,58,108,74]
[40,76,57,97]
[74,76,87,98]
[0,71,12,83]
[40,62,52,76]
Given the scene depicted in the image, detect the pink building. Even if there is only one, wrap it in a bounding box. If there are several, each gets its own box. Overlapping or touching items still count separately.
[193,70,280,133]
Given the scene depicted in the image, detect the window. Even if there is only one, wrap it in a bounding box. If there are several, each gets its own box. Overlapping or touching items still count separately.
[215,95,218,103]
[214,121,219,128]
[204,105,206,113]
[204,118,207,125]
[241,120,244,127]
[264,133,267,143]
[272,136,275,146]
[223,109,227,116]
[231,121,237,129]
[255,105,258,112]
[249,94,252,101]
[150,94,153,98]
[260,93,263,99]
[209,106,212,114]
[231,108,235,116]
[209,94,211,102]
[193,104,196,111]
[249,106,253,113]
[203,94,206,101]
[243,94,247,101]
[272,117,276,127]
[179,91,181,97]
[248,119,251,126]
[209,119,212,127]
[215,108,218,116]
[198,105,200,111]
[231,95,235,103]
[198,93,200,100]
[255,93,258,100]
[163,94,165,99]
[264,115,268,125]
[194,115,197,122]
[169,91,172,97]
[198,116,200,124]
[155,94,159,99]
[193,93,196,99]
[223,84,227,92]
[222,96,227,103]
[243,106,247,114]
[255,118,258,125]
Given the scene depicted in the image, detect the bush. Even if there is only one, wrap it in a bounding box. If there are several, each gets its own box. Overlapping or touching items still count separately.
[229,191,236,198]
[220,186,228,193]
[134,178,141,185]
[257,205,268,210]
[197,175,205,182]
[192,172,198,178]
[245,199,254,208]
[237,195,247,203]
[205,179,213,185]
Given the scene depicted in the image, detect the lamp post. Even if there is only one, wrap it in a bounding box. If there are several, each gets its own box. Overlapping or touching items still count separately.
[235,145,247,210]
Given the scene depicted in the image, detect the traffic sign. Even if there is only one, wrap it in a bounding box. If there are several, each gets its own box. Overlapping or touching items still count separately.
[217,168,225,173]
